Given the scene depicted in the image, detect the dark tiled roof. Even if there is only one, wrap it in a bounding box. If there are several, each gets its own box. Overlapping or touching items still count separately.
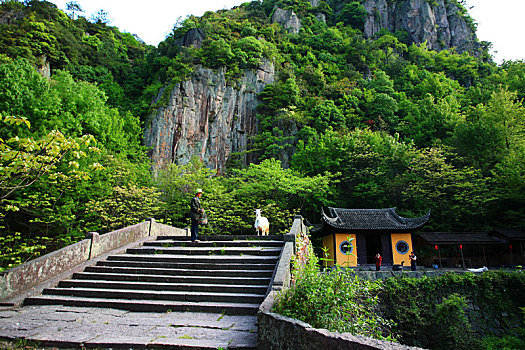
[419,232,507,245]
[321,207,430,231]
[493,228,525,240]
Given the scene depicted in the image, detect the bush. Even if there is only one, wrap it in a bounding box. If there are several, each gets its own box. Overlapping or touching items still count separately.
[381,272,525,349]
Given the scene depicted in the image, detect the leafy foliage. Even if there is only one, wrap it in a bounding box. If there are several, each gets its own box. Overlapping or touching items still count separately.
[381,272,525,349]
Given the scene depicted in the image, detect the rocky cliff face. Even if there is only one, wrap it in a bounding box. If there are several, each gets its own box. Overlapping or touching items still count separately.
[270,0,479,55]
[362,0,479,54]
[144,60,275,173]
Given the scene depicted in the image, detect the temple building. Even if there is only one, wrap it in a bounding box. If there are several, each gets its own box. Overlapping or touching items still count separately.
[314,207,430,267]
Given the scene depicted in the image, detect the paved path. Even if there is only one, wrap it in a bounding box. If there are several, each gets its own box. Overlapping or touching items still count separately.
[0,305,257,349]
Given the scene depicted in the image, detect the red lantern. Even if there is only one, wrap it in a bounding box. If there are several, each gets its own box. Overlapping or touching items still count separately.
[510,244,513,251]
[459,244,463,250]
[435,245,438,250]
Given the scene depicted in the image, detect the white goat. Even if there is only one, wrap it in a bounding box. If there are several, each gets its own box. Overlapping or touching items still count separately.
[468,266,488,273]
[254,209,270,236]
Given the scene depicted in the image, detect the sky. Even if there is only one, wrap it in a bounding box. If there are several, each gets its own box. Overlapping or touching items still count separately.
[465,0,525,63]
[47,0,524,64]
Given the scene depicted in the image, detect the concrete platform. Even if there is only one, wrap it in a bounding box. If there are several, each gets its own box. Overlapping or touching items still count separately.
[0,305,257,349]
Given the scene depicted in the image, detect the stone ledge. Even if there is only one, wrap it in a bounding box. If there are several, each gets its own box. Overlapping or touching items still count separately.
[257,301,425,350]
[0,220,187,304]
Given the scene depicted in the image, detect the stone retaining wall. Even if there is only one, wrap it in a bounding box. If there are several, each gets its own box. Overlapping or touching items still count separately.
[0,219,186,302]
[0,239,91,303]
[150,220,188,236]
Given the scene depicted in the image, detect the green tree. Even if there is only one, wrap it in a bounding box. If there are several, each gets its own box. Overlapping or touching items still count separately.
[200,38,234,68]
[336,2,367,30]
[453,86,525,168]
[156,159,335,235]
[402,147,493,231]
[0,115,98,269]
[312,99,345,131]
[370,34,408,67]
[398,94,462,147]
[484,87,525,150]
[0,115,96,202]
[235,36,264,68]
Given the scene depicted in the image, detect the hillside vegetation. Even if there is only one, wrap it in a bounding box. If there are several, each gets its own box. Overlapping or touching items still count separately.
[0,0,524,270]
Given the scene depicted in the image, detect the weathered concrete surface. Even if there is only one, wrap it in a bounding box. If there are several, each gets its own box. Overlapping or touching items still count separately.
[89,222,150,258]
[150,219,188,237]
[270,242,293,291]
[0,305,257,349]
[1,235,157,307]
[0,239,91,303]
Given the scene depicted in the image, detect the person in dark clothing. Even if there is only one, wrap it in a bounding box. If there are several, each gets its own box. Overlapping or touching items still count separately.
[375,253,382,271]
[409,251,417,271]
[190,189,204,242]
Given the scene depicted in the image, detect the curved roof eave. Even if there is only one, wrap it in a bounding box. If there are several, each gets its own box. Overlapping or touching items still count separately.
[321,207,430,231]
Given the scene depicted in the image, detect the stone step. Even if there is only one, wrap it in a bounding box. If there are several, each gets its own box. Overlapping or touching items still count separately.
[107,254,278,264]
[42,287,265,304]
[156,235,285,241]
[58,279,268,294]
[84,265,274,278]
[24,295,260,315]
[72,272,272,285]
[144,240,285,248]
[96,260,276,271]
[126,247,282,256]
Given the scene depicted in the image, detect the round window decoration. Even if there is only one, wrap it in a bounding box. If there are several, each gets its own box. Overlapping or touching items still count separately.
[396,240,409,255]
[339,240,353,255]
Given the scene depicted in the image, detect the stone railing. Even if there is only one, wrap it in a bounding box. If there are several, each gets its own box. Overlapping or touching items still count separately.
[257,216,424,350]
[0,218,186,303]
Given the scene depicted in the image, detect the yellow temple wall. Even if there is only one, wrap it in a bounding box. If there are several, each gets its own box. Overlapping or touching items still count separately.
[335,233,357,267]
[391,233,413,266]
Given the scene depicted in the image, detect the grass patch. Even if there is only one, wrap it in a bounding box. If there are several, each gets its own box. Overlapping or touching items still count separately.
[178,335,194,339]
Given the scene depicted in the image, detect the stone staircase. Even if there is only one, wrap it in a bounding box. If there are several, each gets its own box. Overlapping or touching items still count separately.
[24,235,285,316]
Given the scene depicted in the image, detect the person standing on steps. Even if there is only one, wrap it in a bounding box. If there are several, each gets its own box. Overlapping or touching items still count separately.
[190,188,204,243]
[375,253,382,271]
[409,251,417,271]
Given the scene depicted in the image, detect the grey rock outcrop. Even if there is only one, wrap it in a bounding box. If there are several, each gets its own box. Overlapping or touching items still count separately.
[174,28,206,49]
[446,2,477,53]
[37,54,51,79]
[144,60,275,173]
[361,0,479,54]
[0,7,24,25]
[271,8,301,34]
[315,12,327,24]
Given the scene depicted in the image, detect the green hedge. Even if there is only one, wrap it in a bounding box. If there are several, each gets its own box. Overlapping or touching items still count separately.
[381,271,525,349]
